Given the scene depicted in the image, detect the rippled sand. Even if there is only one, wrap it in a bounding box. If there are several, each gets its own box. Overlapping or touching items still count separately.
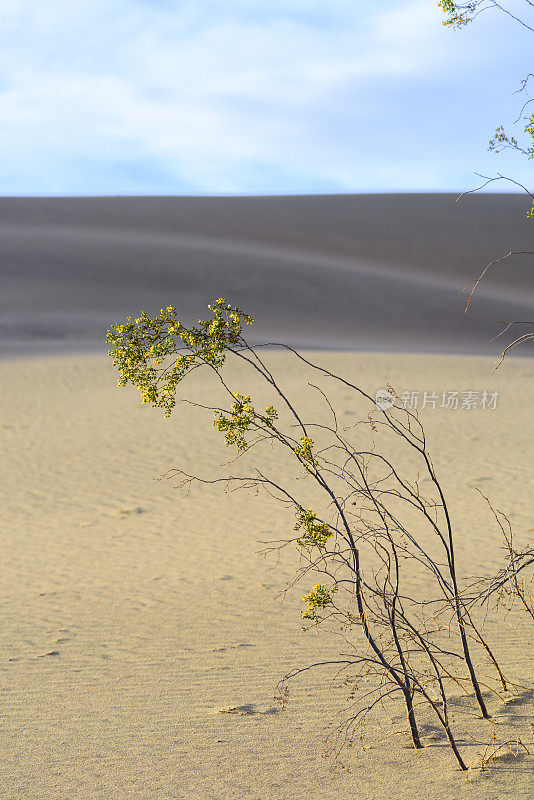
[1,350,533,798]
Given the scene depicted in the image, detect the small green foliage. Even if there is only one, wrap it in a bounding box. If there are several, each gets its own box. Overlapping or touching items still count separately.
[488,116,534,218]
[526,113,534,217]
[489,118,534,160]
[294,506,332,551]
[106,299,253,417]
[527,115,534,155]
[213,394,278,452]
[300,583,337,626]
[488,125,520,154]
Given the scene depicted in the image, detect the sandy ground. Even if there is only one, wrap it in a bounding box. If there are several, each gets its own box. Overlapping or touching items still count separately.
[1,349,533,799]
[1,194,533,356]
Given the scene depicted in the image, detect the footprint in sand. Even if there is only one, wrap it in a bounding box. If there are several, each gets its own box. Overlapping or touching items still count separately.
[118,507,147,516]
[217,704,280,716]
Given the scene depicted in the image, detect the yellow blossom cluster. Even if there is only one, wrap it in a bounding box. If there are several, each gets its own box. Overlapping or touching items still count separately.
[213,393,278,452]
[293,436,315,471]
[300,583,337,626]
[106,299,253,418]
[438,1,475,28]
[294,507,333,551]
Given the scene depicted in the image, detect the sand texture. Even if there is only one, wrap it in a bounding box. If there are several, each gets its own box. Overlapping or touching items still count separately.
[1,350,533,799]
[1,193,533,357]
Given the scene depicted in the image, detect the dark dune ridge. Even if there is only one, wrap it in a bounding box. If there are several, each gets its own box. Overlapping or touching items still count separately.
[0,193,532,357]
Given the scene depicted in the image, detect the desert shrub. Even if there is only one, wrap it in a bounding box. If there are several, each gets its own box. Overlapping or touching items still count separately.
[106,299,534,770]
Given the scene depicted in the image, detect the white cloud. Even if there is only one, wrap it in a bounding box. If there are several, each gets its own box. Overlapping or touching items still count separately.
[0,0,531,193]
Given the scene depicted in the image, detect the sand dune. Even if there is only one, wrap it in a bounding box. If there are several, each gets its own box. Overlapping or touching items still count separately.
[1,194,532,356]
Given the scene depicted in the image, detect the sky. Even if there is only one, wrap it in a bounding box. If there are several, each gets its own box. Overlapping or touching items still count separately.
[0,0,532,195]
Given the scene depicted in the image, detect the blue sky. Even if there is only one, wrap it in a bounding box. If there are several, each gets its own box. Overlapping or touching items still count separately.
[1,0,532,195]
